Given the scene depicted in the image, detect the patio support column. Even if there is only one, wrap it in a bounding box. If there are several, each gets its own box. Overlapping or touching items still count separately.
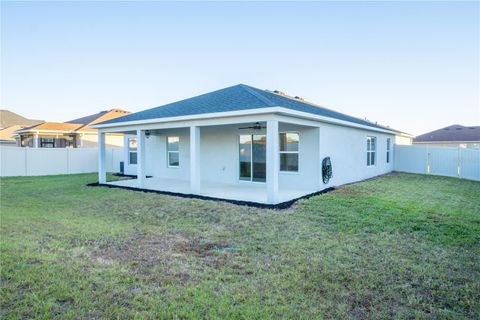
[190,126,201,194]
[34,132,39,148]
[137,129,146,187]
[123,135,129,171]
[98,131,106,184]
[266,120,279,204]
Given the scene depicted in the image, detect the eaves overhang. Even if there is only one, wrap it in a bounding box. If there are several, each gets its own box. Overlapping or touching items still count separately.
[91,107,400,135]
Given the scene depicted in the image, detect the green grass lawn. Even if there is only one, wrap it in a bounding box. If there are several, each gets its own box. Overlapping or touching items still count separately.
[1,173,479,319]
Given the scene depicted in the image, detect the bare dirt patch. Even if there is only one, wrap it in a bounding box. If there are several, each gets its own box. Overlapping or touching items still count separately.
[89,231,238,283]
[336,186,368,196]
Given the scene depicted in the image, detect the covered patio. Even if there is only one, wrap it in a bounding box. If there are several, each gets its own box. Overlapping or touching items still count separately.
[97,114,322,205]
[107,177,318,204]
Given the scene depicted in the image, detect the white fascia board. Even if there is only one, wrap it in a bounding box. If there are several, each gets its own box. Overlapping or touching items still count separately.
[395,132,415,138]
[90,108,280,129]
[273,110,396,135]
[80,131,122,136]
[14,129,77,134]
[93,106,399,135]
[97,113,278,133]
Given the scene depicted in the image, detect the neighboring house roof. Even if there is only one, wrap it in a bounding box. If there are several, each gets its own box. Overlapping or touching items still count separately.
[413,125,480,143]
[0,110,43,129]
[97,84,401,133]
[19,122,84,133]
[15,108,130,135]
[0,125,25,142]
[66,108,130,126]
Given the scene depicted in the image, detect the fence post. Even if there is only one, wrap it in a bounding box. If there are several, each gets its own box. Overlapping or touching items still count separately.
[66,148,70,174]
[457,147,461,178]
[24,148,28,176]
[425,144,430,174]
[111,148,115,172]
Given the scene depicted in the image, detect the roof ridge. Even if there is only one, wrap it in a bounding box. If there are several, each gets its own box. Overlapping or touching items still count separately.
[261,89,403,132]
[239,84,276,107]
[95,83,406,134]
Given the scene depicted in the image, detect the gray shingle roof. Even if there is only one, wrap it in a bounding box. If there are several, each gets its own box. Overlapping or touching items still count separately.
[413,125,480,143]
[67,110,110,125]
[98,84,394,131]
[66,108,130,125]
[0,110,43,129]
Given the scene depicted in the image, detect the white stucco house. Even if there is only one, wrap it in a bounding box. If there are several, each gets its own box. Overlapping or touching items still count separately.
[92,84,412,206]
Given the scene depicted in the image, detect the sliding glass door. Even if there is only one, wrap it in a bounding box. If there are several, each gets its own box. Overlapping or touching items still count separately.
[239,135,252,181]
[239,134,266,182]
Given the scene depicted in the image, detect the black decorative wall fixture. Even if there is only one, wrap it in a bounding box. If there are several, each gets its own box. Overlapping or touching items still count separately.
[322,157,333,184]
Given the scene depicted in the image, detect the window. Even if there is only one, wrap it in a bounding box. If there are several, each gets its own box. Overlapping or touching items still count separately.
[386,138,391,163]
[167,136,180,167]
[239,134,266,182]
[128,138,137,165]
[20,135,33,147]
[65,135,76,148]
[40,137,55,148]
[367,136,376,166]
[280,132,299,172]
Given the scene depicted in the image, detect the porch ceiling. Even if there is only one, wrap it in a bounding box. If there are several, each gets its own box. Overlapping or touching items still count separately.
[103,120,317,135]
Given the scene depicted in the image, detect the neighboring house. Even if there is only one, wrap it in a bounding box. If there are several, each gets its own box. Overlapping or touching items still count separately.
[15,108,130,148]
[92,84,413,205]
[0,110,43,146]
[413,125,480,149]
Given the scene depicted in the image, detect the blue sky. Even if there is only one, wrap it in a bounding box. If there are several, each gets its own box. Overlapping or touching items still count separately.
[1,1,478,135]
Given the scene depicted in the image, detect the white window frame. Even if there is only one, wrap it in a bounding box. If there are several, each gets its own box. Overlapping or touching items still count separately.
[279,131,300,173]
[367,136,376,167]
[128,137,137,165]
[386,138,391,163]
[167,136,180,168]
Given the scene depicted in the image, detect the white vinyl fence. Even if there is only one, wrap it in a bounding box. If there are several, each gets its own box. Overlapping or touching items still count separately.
[0,146,123,177]
[394,145,480,181]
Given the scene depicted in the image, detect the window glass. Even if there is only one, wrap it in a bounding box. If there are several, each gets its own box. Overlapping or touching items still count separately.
[239,135,252,180]
[367,136,376,166]
[239,135,266,181]
[252,135,266,182]
[168,152,179,167]
[129,152,137,165]
[21,135,33,147]
[167,136,179,151]
[167,136,180,167]
[280,153,299,172]
[40,137,55,148]
[128,137,137,165]
[280,132,299,152]
[386,138,391,163]
[280,132,299,172]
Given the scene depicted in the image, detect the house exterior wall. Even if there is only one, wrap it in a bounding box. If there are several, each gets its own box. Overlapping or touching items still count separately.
[80,133,124,148]
[318,123,394,188]
[278,123,320,190]
[123,128,190,178]
[199,125,240,184]
[395,135,413,145]
[122,120,395,192]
